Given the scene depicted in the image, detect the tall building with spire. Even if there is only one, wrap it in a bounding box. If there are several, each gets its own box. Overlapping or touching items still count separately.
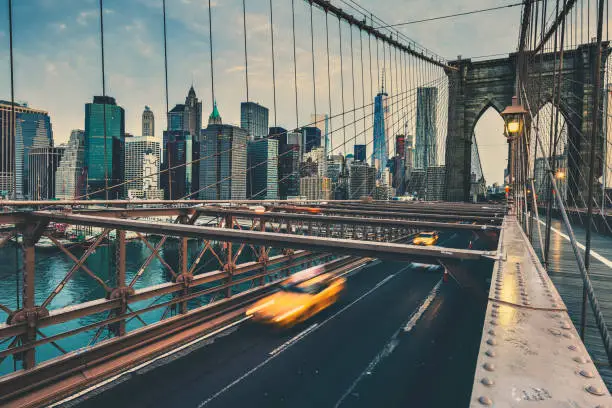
[372,88,388,181]
[208,101,222,125]
[163,87,203,198]
[142,106,154,137]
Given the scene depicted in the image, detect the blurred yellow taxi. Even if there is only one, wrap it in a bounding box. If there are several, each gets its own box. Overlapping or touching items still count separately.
[412,231,439,246]
[246,266,345,327]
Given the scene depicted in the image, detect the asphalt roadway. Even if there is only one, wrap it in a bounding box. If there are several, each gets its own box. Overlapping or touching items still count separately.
[63,231,492,408]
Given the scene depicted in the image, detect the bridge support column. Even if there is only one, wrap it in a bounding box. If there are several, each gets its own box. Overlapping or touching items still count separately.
[22,242,36,369]
[114,229,127,336]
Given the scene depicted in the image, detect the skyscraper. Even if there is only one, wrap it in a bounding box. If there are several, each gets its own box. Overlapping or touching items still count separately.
[185,86,203,140]
[273,127,300,199]
[0,100,53,198]
[300,176,331,200]
[302,127,322,154]
[161,130,190,199]
[241,102,269,140]
[415,87,438,169]
[311,113,329,157]
[247,139,278,199]
[350,161,376,198]
[84,96,125,199]
[55,130,86,200]
[125,136,163,199]
[354,145,366,162]
[142,106,155,137]
[28,146,64,200]
[372,90,388,181]
[395,134,406,158]
[200,104,248,200]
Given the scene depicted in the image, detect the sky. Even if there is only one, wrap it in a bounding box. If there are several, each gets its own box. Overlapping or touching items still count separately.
[0,0,526,185]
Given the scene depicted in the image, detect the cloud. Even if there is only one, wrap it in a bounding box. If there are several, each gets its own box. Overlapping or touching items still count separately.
[76,10,97,26]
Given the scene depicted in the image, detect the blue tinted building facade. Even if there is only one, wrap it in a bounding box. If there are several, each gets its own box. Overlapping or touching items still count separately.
[161,130,190,199]
[354,144,366,162]
[241,102,269,140]
[84,96,125,199]
[372,91,388,181]
[247,139,278,199]
[302,127,321,154]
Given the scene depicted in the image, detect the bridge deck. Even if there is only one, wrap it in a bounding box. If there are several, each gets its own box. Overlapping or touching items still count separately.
[53,236,492,407]
[531,216,612,387]
[470,216,611,406]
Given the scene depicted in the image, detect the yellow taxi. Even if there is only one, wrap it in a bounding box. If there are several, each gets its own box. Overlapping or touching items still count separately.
[412,231,439,246]
[246,266,346,327]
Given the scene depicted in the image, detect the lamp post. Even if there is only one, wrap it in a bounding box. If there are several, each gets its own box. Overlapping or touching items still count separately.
[500,96,528,219]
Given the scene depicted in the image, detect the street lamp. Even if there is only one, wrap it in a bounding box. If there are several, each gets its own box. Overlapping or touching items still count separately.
[500,96,528,216]
[500,96,528,140]
[555,170,566,180]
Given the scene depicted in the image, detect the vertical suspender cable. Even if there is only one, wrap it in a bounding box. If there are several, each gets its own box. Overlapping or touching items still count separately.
[269,0,278,127]
[350,25,357,156]
[291,0,299,129]
[99,0,108,200]
[8,0,15,199]
[339,18,347,156]
[544,0,561,269]
[582,0,606,341]
[242,0,249,103]
[325,11,333,155]
[310,2,317,132]
[207,0,216,105]
[360,30,366,145]
[162,0,172,199]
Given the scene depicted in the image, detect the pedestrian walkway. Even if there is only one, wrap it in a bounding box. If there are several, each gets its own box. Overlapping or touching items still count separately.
[530,216,612,387]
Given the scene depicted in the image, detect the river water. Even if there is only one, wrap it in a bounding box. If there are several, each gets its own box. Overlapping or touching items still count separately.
[0,238,283,375]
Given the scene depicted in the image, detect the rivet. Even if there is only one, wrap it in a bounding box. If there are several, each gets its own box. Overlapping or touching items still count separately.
[487,338,497,346]
[585,385,606,396]
[561,322,572,330]
[478,396,493,405]
[548,328,562,336]
[568,345,578,351]
[480,377,494,387]
[485,350,496,358]
[490,320,498,326]
[578,369,595,378]
[563,333,574,339]
[523,300,531,306]
[483,362,495,371]
[488,329,496,336]
[573,356,589,364]
[491,304,500,309]
[491,311,498,318]
[551,303,558,308]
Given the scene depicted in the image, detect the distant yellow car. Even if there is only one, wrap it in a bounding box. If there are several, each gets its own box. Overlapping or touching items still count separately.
[412,231,439,246]
[246,266,346,327]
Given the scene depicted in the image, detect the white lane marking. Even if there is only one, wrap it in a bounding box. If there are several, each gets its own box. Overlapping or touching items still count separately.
[334,278,443,408]
[535,218,612,269]
[269,323,319,356]
[49,316,252,407]
[197,271,402,407]
[338,259,382,278]
[404,279,443,332]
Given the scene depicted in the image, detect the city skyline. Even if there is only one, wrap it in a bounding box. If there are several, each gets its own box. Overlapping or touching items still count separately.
[0,0,524,186]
